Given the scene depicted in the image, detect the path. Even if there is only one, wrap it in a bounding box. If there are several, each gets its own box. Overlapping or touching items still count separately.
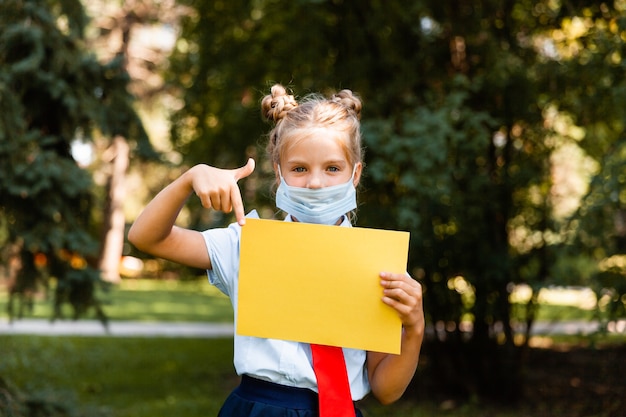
[1,318,623,338]
[0,318,234,338]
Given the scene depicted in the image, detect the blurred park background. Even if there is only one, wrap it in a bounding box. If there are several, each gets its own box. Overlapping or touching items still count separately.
[1,0,626,416]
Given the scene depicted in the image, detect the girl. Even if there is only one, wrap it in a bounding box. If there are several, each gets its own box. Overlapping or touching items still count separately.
[128,84,424,417]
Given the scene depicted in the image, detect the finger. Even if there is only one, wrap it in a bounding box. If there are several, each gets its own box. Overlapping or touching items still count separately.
[380,273,408,290]
[230,184,246,226]
[381,272,420,289]
[199,195,213,210]
[230,159,255,225]
[234,158,255,181]
[381,295,416,321]
[382,289,422,322]
[383,287,416,306]
[219,188,233,213]
[380,271,409,281]
[380,273,421,305]
[209,192,222,213]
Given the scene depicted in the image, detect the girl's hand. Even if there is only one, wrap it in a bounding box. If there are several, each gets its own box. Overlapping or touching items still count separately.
[368,272,424,404]
[379,271,424,333]
[188,158,255,225]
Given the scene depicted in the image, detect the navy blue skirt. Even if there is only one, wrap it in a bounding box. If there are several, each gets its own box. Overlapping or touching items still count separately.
[218,375,364,417]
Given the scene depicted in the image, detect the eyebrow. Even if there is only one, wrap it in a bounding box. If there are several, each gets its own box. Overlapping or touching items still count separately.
[324,159,348,166]
[284,158,348,166]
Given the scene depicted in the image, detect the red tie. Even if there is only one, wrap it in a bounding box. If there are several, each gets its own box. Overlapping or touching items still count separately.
[310,344,356,417]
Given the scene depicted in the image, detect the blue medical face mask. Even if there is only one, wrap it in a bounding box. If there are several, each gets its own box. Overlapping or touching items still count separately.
[275,165,357,225]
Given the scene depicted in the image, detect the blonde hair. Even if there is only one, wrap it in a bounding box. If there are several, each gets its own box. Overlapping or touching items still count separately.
[261,84,363,167]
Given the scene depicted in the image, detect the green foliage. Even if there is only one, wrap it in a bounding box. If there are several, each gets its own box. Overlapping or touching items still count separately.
[0,0,151,322]
[164,0,626,401]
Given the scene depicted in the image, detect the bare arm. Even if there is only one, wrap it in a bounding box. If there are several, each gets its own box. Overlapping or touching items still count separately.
[367,272,424,405]
[128,159,255,270]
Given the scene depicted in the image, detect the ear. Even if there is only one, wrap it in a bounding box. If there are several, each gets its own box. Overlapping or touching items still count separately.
[352,162,363,187]
[273,162,280,184]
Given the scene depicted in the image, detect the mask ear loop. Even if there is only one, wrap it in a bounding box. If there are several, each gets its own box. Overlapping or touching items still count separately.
[277,164,285,182]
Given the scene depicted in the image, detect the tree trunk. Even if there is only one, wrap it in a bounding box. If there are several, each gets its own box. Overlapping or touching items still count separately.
[99,135,130,283]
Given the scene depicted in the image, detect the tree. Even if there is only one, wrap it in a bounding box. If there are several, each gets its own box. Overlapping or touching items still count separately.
[0,0,151,320]
[542,2,626,327]
[161,0,626,403]
[85,0,184,283]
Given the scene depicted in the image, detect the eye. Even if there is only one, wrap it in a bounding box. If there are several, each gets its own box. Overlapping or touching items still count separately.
[293,166,306,173]
[327,166,340,172]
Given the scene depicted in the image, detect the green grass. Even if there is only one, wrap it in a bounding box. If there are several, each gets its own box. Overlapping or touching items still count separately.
[0,335,526,417]
[99,279,234,322]
[1,335,237,417]
[3,334,624,417]
[1,279,622,416]
[0,278,234,323]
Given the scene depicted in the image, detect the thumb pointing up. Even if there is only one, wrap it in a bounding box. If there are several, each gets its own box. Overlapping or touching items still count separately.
[235,158,256,181]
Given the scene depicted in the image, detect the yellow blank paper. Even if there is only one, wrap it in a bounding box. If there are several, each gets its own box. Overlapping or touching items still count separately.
[237,218,409,354]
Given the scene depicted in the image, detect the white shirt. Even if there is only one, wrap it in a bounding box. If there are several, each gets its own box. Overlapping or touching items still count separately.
[201,211,371,400]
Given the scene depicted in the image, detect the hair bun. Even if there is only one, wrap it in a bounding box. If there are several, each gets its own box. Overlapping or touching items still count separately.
[262,84,299,122]
[331,89,362,120]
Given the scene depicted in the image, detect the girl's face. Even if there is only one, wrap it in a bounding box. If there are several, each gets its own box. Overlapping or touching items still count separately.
[276,129,362,189]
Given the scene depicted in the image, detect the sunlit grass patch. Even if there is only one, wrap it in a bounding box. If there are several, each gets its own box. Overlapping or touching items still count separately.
[0,277,234,323]
[100,278,234,322]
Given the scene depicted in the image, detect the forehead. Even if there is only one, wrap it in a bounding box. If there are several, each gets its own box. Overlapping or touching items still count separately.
[281,128,351,163]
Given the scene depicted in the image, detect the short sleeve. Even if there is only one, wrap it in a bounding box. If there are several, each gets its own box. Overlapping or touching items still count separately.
[200,210,259,297]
